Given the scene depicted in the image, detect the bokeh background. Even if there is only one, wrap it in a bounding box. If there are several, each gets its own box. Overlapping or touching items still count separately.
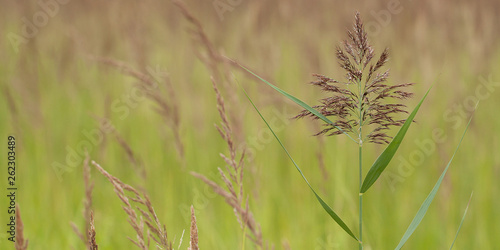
[1,0,499,249]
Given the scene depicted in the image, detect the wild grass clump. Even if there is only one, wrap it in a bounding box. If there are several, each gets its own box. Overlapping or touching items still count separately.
[191,78,265,248]
[91,160,173,250]
[67,149,197,250]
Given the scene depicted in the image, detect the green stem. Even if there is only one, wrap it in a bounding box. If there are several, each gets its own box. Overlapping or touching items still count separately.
[359,145,363,250]
[357,64,364,249]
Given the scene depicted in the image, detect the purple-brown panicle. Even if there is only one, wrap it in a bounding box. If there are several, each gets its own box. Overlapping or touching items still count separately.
[295,12,414,144]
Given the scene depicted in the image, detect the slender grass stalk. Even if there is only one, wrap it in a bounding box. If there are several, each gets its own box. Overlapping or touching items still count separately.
[450,192,474,249]
[357,40,364,250]
[359,145,363,250]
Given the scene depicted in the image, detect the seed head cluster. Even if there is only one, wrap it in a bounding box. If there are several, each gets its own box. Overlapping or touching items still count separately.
[295,12,414,144]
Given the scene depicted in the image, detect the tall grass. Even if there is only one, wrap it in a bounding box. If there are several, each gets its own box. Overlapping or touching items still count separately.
[91,160,175,249]
[239,12,477,249]
[1,1,498,249]
[191,78,266,248]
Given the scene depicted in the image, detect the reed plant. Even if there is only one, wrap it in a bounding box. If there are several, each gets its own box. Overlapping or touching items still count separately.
[238,12,476,249]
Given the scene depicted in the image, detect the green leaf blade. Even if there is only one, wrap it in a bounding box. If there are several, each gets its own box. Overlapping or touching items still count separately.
[450,191,474,250]
[237,64,357,143]
[240,83,359,242]
[360,87,431,194]
[395,109,476,250]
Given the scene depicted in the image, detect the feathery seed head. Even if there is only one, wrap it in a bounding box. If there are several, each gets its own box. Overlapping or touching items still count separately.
[295,12,414,144]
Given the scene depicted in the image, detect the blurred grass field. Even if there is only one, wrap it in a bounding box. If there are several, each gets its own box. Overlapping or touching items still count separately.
[1,0,499,249]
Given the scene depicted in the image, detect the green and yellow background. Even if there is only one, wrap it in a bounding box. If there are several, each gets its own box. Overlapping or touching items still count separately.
[1,0,499,249]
